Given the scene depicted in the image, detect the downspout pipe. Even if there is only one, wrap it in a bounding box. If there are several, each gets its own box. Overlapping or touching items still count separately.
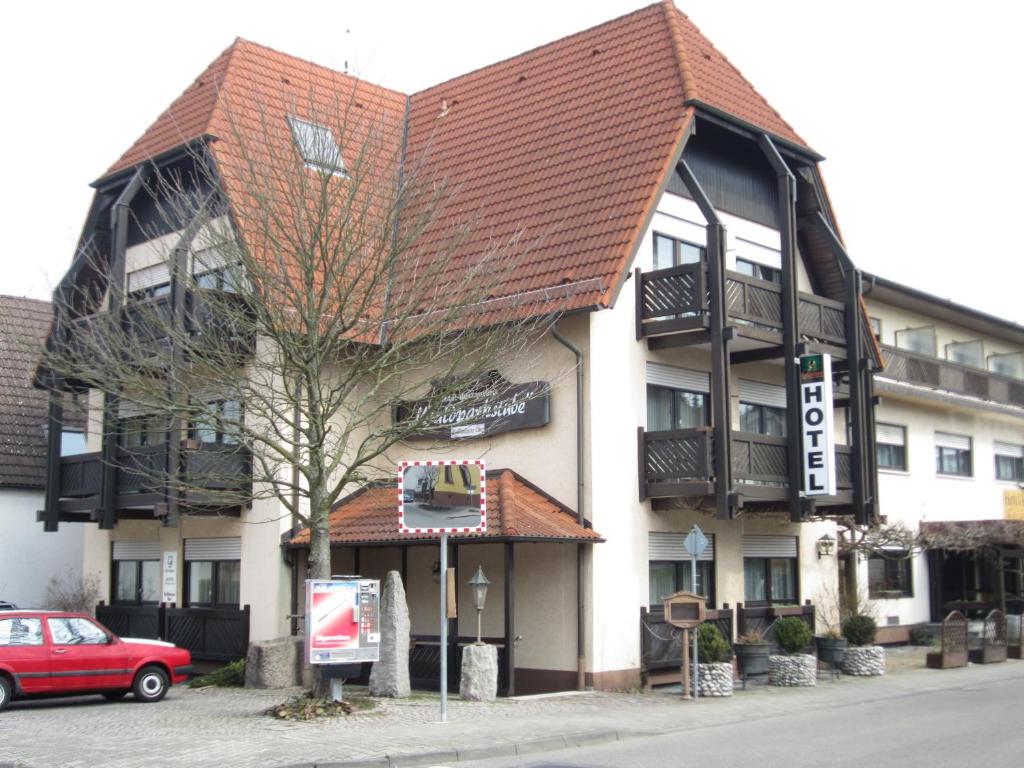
[550,322,587,691]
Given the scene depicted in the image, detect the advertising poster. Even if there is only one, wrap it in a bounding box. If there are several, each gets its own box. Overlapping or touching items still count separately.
[306,579,380,665]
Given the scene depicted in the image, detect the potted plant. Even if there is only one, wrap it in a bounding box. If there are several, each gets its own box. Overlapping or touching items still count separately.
[695,623,733,697]
[768,616,816,687]
[733,631,770,678]
[815,627,848,667]
[839,614,884,676]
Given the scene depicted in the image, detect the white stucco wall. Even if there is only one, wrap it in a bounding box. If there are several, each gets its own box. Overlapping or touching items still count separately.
[1,488,84,609]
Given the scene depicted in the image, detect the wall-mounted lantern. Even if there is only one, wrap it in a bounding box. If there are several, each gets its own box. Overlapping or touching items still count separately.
[817,533,836,560]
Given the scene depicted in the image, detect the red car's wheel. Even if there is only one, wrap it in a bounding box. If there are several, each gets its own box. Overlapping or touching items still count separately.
[132,666,169,703]
[0,675,11,712]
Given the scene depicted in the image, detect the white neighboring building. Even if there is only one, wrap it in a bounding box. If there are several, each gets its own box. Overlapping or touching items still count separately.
[860,275,1024,639]
[0,296,84,608]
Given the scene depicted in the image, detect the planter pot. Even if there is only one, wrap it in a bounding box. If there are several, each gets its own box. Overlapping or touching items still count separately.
[815,636,848,666]
[697,662,734,697]
[769,654,817,687]
[734,643,770,677]
[840,645,885,676]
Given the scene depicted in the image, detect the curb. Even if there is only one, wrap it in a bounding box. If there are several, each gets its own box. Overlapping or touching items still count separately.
[279,729,633,767]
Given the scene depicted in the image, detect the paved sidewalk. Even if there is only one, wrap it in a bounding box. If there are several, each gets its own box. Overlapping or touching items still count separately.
[2,650,1021,768]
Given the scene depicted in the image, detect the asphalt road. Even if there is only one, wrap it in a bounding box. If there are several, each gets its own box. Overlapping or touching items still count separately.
[468,674,1024,768]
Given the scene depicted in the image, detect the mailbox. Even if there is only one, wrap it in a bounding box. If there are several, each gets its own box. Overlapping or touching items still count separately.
[662,590,706,629]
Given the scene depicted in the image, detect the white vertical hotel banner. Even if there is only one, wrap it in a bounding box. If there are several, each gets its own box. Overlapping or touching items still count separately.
[799,353,836,496]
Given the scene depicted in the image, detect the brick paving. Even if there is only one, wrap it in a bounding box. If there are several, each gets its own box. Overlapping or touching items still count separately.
[3,648,1020,768]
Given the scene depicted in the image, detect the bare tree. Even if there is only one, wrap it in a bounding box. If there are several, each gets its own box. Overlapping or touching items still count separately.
[44,90,564,587]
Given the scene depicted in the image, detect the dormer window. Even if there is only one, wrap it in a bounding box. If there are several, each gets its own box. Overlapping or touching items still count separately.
[287,116,346,176]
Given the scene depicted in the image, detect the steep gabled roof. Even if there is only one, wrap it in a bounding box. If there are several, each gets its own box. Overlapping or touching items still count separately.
[96,3,818,315]
[288,469,602,546]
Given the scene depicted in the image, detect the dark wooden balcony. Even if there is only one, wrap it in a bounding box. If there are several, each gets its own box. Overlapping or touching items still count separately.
[880,345,1024,409]
[636,263,847,348]
[56,443,251,516]
[639,427,852,503]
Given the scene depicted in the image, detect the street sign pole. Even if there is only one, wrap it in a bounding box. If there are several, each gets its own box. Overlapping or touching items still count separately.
[439,531,448,723]
[683,523,710,701]
[691,553,699,700]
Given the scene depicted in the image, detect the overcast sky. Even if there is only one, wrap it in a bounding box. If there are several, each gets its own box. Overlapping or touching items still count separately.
[2,1,1021,323]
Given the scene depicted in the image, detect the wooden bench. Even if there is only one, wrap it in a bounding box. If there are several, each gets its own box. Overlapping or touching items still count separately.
[926,611,968,669]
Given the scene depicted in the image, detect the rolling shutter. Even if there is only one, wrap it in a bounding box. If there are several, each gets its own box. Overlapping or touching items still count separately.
[876,424,906,446]
[646,362,710,393]
[126,262,170,292]
[648,531,715,562]
[995,441,1023,459]
[738,379,786,408]
[743,535,797,558]
[112,541,161,561]
[184,537,241,561]
[936,433,970,451]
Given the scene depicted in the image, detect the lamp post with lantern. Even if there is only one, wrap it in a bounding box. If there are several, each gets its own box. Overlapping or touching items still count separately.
[468,565,490,643]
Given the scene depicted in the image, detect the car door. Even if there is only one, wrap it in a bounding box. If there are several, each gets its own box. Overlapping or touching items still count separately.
[0,616,50,693]
[45,616,129,692]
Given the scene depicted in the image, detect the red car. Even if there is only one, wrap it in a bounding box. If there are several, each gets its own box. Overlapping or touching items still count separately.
[0,610,191,711]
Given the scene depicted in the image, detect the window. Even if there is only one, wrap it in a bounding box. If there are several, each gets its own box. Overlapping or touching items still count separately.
[739,402,786,437]
[868,552,913,598]
[743,535,798,605]
[995,442,1024,482]
[876,423,907,471]
[186,561,241,608]
[649,561,715,605]
[735,258,781,284]
[190,400,242,445]
[869,317,882,343]
[126,263,171,302]
[647,385,708,431]
[0,617,43,646]
[936,432,972,477]
[946,340,984,368]
[653,233,704,270]
[60,430,87,457]
[119,415,167,448]
[894,325,937,356]
[989,352,1024,380]
[47,617,109,645]
[287,116,346,175]
[113,560,161,605]
[193,247,242,293]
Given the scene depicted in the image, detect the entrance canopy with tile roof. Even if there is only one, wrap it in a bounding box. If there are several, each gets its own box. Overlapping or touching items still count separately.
[287,469,602,547]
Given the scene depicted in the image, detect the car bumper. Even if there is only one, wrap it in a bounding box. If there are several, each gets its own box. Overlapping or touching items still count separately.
[172,664,194,684]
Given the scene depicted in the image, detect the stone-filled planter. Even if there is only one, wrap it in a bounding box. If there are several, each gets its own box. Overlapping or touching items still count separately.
[815,636,848,667]
[769,654,817,687]
[697,662,734,697]
[734,643,771,677]
[840,645,885,676]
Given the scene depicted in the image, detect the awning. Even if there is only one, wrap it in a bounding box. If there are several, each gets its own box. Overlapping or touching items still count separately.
[920,520,1024,550]
[288,468,603,547]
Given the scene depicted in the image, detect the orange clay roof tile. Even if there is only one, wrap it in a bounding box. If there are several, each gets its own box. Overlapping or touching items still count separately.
[288,469,602,546]
[100,3,813,314]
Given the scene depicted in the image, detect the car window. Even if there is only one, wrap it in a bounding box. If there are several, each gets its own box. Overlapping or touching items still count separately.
[0,617,44,646]
[47,617,109,645]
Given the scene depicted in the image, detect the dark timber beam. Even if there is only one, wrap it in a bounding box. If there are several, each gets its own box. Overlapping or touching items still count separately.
[730,345,786,365]
[504,541,516,696]
[758,135,803,523]
[42,377,64,533]
[647,329,713,351]
[676,159,734,519]
[100,165,148,530]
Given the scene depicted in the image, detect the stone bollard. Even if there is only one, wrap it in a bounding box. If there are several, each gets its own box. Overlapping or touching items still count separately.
[460,643,498,702]
[840,645,885,676]
[245,635,304,688]
[369,571,411,697]
[768,653,818,687]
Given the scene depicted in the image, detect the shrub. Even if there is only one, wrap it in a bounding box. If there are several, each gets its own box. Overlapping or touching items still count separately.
[696,623,731,663]
[44,572,102,615]
[774,617,813,655]
[842,614,877,646]
[908,625,933,647]
[188,659,246,689]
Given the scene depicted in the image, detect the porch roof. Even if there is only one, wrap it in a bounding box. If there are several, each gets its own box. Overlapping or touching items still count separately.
[920,520,1024,550]
[287,469,603,547]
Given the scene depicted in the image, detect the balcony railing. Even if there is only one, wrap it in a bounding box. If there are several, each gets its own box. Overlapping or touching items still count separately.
[637,263,847,346]
[58,443,251,510]
[640,427,852,500]
[880,345,1024,409]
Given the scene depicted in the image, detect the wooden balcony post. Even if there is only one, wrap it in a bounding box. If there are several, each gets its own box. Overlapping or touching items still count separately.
[43,378,64,533]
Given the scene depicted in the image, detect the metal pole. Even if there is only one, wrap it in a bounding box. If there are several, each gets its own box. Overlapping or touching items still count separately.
[440,532,448,723]
[681,628,690,700]
[692,555,699,700]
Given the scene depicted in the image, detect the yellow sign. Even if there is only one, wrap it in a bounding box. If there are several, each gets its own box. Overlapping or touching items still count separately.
[1005,490,1024,521]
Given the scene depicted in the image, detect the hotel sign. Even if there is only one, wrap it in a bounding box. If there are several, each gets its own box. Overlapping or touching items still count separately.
[800,353,836,496]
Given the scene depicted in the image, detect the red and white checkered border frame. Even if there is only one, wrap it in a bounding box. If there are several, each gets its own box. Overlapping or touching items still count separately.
[397,459,487,534]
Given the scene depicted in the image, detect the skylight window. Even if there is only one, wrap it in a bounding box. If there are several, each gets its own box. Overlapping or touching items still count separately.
[287,116,346,175]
